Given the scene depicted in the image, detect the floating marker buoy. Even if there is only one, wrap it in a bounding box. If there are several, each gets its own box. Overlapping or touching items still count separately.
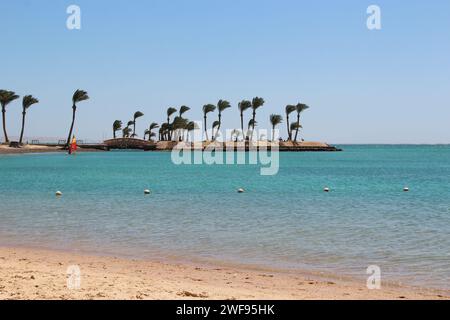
[403,187,409,192]
[237,188,245,193]
[144,189,151,195]
[55,191,62,196]
[324,187,330,192]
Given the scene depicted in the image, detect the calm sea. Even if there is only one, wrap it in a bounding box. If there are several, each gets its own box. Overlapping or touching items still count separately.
[1,145,449,290]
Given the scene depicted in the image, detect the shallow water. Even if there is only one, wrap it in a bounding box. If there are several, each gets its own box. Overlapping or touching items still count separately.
[1,145,449,290]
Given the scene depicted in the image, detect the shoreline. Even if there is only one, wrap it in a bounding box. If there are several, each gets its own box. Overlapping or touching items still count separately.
[0,145,105,155]
[0,246,447,300]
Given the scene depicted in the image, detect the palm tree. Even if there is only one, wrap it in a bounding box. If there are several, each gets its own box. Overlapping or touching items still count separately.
[0,90,20,143]
[19,95,39,145]
[238,100,251,140]
[172,116,188,141]
[213,99,230,141]
[212,120,220,140]
[166,107,177,140]
[143,129,150,140]
[202,104,216,141]
[293,103,309,142]
[290,122,302,142]
[112,120,122,139]
[269,114,283,142]
[250,97,264,140]
[160,123,169,141]
[122,126,131,138]
[247,119,257,139]
[179,105,190,117]
[186,121,199,142]
[66,89,89,148]
[285,105,296,140]
[148,122,159,141]
[132,111,144,137]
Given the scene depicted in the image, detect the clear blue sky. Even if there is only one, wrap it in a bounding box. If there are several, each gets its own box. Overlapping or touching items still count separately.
[1,0,449,143]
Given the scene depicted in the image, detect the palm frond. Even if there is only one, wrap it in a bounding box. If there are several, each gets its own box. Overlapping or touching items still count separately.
[270,114,283,126]
[285,104,296,115]
[290,122,302,131]
[22,95,39,110]
[217,99,231,112]
[72,89,89,104]
[134,111,144,120]
[203,104,216,115]
[0,90,20,107]
[167,107,177,117]
[179,105,190,116]
[212,120,220,129]
[251,97,265,110]
[238,100,252,112]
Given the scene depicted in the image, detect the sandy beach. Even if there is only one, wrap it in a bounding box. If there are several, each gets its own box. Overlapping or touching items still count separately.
[0,144,103,155]
[0,247,447,300]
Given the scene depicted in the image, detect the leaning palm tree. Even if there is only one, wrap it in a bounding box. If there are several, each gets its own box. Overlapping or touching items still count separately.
[143,129,150,140]
[186,121,199,141]
[213,99,230,140]
[66,89,89,148]
[19,95,39,145]
[202,104,216,141]
[132,111,144,137]
[247,119,257,140]
[0,90,20,143]
[179,105,190,117]
[238,100,251,140]
[160,123,169,141]
[166,107,177,140]
[112,120,122,139]
[148,122,159,141]
[212,120,220,140]
[293,103,309,142]
[172,116,188,141]
[269,114,283,142]
[285,105,296,140]
[250,97,264,140]
[290,122,302,141]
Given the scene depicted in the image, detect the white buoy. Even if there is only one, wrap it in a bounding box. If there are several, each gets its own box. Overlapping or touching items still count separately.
[324,187,330,192]
[55,191,62,196]
[403,187,409,192]
[237,188,245,193]
[144,189,151,195]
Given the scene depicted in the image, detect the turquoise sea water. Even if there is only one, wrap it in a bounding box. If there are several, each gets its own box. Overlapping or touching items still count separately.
[1,145,449,290]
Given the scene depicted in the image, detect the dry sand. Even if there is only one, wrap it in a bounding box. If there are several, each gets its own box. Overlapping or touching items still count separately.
[0,145,103,155]
[0,247,447,300]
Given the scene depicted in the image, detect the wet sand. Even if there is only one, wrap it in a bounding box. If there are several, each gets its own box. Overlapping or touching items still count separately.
[0,247,447,300]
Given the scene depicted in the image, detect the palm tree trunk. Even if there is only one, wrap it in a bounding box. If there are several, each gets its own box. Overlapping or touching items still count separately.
[251,110,256,141]
[167,117,171,141]
[19,110,26,145]
[66,105,77,148]
[240,112,244,141]
[215,114,222,141]
[113,129,116,139]
[294,113,300,142]
[204,115,208,141]
[1,106,8,143]
[286,115,290,140]
[272,125,275,142]
[133,121,136,137]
